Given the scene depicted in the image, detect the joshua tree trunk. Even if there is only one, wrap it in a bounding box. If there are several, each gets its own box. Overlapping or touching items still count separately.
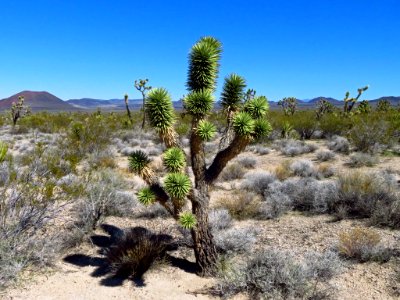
[141,92,146,129]
[190,188,217,276]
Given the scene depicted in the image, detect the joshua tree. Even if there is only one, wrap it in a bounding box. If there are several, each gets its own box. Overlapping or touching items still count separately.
[343,85,369,114]
[128,37,271,275]
[315,98,334,120]
[124,94,133,124]
[11,96,30,126]
[134,78,152,129]
[376,99,391,112]
[278,97,297,116]
[357,100,372,114]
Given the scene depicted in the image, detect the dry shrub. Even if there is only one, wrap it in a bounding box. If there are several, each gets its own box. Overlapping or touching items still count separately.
[274,160,292,180]
[317,163,335,178]
[216,191,260,220]
[220,162,246,181]
[338,227,380,261]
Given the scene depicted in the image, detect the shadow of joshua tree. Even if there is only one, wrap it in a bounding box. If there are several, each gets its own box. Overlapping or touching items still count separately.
[63,224,197,287]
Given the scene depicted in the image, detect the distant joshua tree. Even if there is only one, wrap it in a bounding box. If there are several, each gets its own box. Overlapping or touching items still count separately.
[357,100,372,114]
[343,85,369,114]
[315,98,334,120]
[278,97,297,116]
[124,94,133,124]
[11,96,30,126]
[128,37,271,275]
[376,99,391,112]
[134,78,152,129]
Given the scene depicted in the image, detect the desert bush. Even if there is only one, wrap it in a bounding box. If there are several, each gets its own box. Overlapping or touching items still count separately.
[248,144,271,155]
[209,209,232,233]
[0,182,64,288]
[274,139,318,156]
[274,160,292,180]
[316,149,335,161]
[62,113,113,163]
[259,189,292,219]
[216,191,260,220]
[290,159,319,178]
[348,152,378,167]
[348,118,393,153]
[327,135,350,154]
[269,178,339,213]
[290,111,317,139]
[214,227,258,254]
[106,227,174,278]
[319,113,353,137]
[220,162,246,181]
[241,171,277,196]
[235,156,258,169]
[337,227,391,262]
[317,163,335,178]
[73,169,137,233]
[331,171,400,227]
[211,249,341,299]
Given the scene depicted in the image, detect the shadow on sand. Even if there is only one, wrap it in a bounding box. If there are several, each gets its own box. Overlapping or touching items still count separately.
[63,224,197,287]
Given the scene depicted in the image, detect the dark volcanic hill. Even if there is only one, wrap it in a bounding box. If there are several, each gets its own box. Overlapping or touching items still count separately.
[0,91,77,112]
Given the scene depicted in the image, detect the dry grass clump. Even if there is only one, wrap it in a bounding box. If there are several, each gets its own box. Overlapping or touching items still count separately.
[215,191,261,220]
[338,227,391,262]
[274,160,292,180]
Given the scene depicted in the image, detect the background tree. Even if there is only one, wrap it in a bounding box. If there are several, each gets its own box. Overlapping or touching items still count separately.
[278,97,297,116]
[11,96,30,126]
[343,85,369,114]
[128,36,271,275]
[123,94,133,125]
[357,100,372,114]
[315,98,334,120]
[134,79,152,129]
[376,99,391,112]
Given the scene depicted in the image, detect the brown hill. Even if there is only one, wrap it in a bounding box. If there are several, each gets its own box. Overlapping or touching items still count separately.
[0,91,78,112]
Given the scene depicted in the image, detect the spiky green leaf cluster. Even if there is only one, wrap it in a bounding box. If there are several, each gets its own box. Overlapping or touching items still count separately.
[0,142,8,163]
[253,119,272,139]
[183,89,214,116]
[187,37,222,92]
[179,211,197,229]
[137,187,156,205]
[164,173,191,199]
[163,147,186,172]
[233,112,255,136]
[221,74,246,113]
[196,120,216,141]
[128,150,150,174]
[245,96,269,119]
[145,88,175,131]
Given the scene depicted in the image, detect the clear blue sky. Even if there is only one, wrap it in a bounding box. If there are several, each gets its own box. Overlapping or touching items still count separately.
[0,0,399,101]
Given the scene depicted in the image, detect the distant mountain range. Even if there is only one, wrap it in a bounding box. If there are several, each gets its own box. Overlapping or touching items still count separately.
[0,91,399,112]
